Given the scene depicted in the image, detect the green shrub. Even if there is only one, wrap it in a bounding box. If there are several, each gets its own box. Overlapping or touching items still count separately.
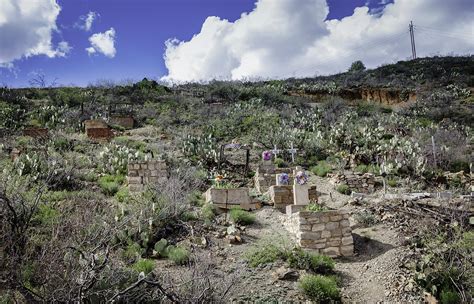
[306,203,328,213]
[166,246,190,265]
[122,243,144,261]
[181,211,198,221]
[189,190,204,206]
[201,203,216,223]
[274,158,287,168]
[245,244,284,267]
[311,161,332,177]
[354,164,380,174]
[336,184,351,195]
[387,178,398,187]
[132,259,155,274]
[229,207,256,225]
[440,289,460,304]
[115,187,130,203]
[287,249,335,274]
[33,204,59,226]
[299,275,340,302]
[98,174,124,196]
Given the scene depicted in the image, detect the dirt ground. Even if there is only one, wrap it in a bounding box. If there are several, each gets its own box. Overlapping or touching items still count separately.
[161,174,424,303]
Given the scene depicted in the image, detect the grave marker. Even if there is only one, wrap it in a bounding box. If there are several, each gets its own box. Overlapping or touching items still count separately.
[288,143,297,163]
[293,169,310,206]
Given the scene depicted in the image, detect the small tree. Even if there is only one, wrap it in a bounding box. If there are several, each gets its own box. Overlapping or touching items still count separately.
[348,60,366,73]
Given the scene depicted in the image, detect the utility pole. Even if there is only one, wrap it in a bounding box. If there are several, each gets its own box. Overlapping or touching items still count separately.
[409,21,417,59]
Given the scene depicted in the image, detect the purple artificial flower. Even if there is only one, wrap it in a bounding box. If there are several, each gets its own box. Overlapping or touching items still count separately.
[262,150,272,161]
[278,173,290,185]
[295,171,308,185]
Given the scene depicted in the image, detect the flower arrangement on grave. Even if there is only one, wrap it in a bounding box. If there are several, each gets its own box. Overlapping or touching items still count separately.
[295,170,308,185]
[278,173,290,185]
[262,150,272,161]
[211,172,234,189]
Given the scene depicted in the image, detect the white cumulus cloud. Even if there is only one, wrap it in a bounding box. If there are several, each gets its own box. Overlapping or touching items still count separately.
[0,0,71,66]
[163,0,474,82]
[76,11,99,31]
[86,28,117,58]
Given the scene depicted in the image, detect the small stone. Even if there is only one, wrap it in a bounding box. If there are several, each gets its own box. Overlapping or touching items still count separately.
[311,223,325,232]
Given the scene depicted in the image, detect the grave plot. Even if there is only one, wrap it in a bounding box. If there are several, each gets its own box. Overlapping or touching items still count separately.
[254,146,300,193]
[269,184,318,210]
[84,119,114,141]
[285,209,354,257]
[109,115,135,129]
[204,187,260,211]
[108,101,136,130]
[217,143,250,177]
[22,127,49,139]
[331,172,375,194]
[268,168,317,211]
[127,160,168,192]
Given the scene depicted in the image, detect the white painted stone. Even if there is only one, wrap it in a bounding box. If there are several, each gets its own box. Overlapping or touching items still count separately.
[293,183,310,205]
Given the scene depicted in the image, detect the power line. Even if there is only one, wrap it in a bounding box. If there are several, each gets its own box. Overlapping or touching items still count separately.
[415,27,474,41]
[415,25,474,38]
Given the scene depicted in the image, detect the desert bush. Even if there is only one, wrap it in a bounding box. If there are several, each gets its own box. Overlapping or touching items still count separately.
[229,207,256,225]
[115,187,130,203]
[166,246,190,265]
[412,219,473,302]
[336,184,351,195]
[354,211,378,227]
[274,157,286,168]
[245,243,285,267]
[123,242,144,261]
[299,274,340,302]
[133,259,155,275]
[201,203,216,223]
[306,203,328,212]
[286,249,335,274]
[311,160,332,177]
[387,178,398,187]
[99,174,125,196]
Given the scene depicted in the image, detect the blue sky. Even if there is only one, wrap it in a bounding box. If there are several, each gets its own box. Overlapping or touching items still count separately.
[1,0,472,87]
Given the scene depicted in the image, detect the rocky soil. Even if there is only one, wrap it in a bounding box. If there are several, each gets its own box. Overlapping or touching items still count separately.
[170,174,426,303]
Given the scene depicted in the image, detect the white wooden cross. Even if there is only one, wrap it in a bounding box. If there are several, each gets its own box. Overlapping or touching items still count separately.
[271,145,281,159]
[288,143,298,163]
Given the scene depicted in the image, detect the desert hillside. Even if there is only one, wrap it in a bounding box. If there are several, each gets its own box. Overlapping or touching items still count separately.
[0,56,473,303]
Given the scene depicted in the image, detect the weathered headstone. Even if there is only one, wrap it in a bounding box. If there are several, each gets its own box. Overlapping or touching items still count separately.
[293,169,310,205]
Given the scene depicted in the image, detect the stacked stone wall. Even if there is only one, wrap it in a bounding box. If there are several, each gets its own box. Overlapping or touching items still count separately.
[285,210,353,257]
[127,160,168,191]
[269,185,318,210]
[254,166,294,193]
[109,116,134,129]
[204,188,253,209]
[332,172,375,194]
[23,127,49,138]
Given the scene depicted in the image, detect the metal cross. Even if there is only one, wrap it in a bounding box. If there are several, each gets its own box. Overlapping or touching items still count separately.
[288,143,298,163]
[271,145,281,159]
